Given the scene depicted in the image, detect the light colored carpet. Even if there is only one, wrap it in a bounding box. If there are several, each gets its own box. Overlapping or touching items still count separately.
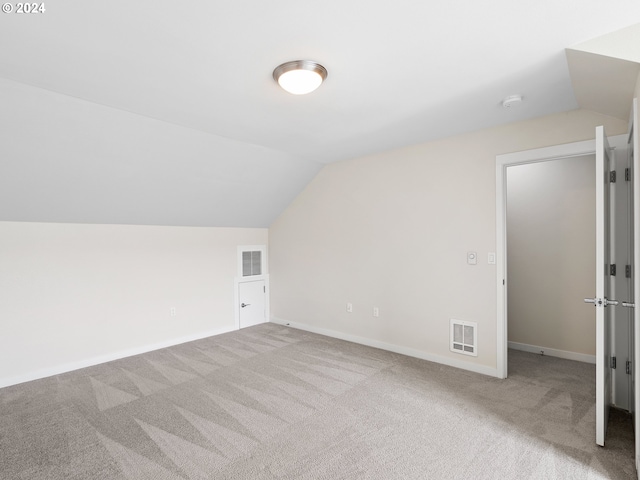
[0,323,635,479]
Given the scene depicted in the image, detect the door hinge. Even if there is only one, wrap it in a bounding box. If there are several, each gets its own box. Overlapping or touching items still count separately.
[627,361,632,375]
[626,265,632,278]
[626,168,631,181]
[263,286,266,293]
[610,264,616,276]
[611,357,617,369]
[610,171,617,183]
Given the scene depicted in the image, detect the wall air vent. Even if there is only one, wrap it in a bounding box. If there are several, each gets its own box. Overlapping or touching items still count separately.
[242,250,262,277]
[237,245,267,279]
[450,319,477,357]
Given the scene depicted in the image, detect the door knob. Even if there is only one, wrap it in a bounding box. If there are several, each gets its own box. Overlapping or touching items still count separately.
[622,302,636,308]
[584,298,618,306]
[241,303,250,308]
[584,298,604,306]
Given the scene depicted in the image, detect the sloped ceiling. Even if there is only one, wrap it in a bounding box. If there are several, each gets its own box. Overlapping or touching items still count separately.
[1,2,639,227]
[567,24,640,122]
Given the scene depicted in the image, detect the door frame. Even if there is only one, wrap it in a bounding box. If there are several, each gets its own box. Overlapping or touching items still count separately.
[495,134,628,379]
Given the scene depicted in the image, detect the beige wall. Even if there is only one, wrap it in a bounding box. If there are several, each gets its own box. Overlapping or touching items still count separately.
[269,109,627,374]
[506,155,596,355]
[0,222,267,386]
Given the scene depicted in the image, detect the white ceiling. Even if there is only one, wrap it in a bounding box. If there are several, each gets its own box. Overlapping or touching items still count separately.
[1,2,639,227]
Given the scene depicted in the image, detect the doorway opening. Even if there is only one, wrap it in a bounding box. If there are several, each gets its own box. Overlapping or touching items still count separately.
[496,133,632,447]
[506,154,599,365]
[496,134,628,378]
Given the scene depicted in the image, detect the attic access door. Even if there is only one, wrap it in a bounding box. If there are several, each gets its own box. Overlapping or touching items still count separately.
[235,245,269,329]
[238,279,266,328]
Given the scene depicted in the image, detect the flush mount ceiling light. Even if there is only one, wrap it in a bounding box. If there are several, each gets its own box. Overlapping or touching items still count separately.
[273,60,328,95]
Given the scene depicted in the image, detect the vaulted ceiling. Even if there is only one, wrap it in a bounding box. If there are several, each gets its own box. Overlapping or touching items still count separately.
[1,2,639,227]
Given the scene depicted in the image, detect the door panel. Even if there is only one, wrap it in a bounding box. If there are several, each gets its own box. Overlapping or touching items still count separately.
[612,143,631,411]
[238,280,266,329]
[631,97,639,473]
[595,125,613,447]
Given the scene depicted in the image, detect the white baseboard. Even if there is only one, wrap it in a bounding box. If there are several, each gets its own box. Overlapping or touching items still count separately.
[270,317,499,378]
[0,326,236,389]
[508,341,596,364]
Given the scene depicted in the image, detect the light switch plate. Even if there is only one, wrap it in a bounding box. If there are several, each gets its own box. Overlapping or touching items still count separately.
[467,251,477,265]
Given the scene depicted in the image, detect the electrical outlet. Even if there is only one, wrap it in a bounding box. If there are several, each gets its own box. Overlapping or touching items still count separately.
[170,307,177,317]
[373,307,379,317]
[346,302,353,313]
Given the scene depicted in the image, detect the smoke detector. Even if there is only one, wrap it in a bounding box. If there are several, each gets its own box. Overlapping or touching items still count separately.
[502,94,523,108]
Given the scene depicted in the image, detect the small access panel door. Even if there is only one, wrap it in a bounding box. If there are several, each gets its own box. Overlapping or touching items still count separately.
[238,279,266,329]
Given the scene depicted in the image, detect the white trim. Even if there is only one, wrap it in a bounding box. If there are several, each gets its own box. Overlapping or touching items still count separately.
[495,134,628,380]
[0,326,235,389]
[496,157,507,379]
[508,341,596,364]
[270,316,499,378]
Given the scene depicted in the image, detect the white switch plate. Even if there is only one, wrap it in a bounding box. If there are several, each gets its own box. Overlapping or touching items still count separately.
[488,252,496,265]
[467,251,477,265]
[346,302,353,313]
[373,307,380,317]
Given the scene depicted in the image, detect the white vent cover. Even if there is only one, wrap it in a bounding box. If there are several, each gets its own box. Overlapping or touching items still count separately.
[450,319,477,357]
[237,245,267,278]
[242,251,262,277]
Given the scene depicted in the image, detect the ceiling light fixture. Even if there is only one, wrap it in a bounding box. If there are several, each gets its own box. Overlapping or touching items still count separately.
[273,60,327,95]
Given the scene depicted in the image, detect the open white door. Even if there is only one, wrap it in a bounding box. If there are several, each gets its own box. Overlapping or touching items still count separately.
[587,126,613,447]
[631,98,640,474]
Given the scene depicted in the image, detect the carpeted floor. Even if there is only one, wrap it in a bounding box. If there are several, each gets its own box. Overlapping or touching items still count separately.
[0,323,635,479]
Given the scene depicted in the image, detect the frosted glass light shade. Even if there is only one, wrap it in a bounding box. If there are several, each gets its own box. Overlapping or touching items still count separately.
[273,60,327,95]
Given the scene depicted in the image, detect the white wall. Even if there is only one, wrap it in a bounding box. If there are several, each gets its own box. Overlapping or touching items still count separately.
[0,222,266,387]
[269,109,627,376]
[506,155,596,356]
